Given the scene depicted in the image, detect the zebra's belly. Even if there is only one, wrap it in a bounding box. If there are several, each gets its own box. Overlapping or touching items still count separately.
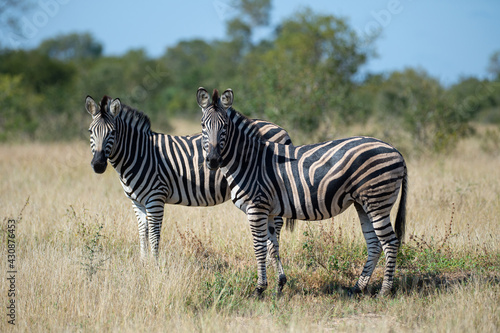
[164,192,230,207]
[272,194,355,221]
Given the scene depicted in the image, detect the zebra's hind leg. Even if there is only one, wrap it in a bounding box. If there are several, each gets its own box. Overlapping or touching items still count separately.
[350,203,382,296]
[375,216,400,297]
[146,199,165,262]
[132,201,149,261]
[363,207,400,297]
[267,216,287,295]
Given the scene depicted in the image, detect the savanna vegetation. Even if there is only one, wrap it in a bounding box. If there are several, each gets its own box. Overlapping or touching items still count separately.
[0,127,499,332]
[0,0,499,154]
[1,0,499,331]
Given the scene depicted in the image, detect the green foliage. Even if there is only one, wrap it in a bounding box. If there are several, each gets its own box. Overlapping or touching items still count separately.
[0,74,41,141]
[0,7,498,152]
[38,32,103,61]
[0,49,75,93]
[374,69,473,153]
[235,8,370,138]
[236,0,272,26]
[449,77,500,123]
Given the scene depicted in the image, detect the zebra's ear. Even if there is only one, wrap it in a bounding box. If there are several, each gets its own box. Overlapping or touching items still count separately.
[197,87,210,109]
[85,95,100,117]
[221,89,233,110]
[109,98,121,117]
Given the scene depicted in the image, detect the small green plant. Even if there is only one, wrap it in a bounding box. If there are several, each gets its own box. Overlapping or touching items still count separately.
[203,271,234,309]
[80,222,109,282]
[68,206,109,282]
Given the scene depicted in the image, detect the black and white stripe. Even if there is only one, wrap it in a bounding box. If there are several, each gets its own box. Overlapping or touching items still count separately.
[85,95,294,261]
[197,88,408,296]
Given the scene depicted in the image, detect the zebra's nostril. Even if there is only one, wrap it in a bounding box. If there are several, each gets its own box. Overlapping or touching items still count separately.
[92,161,107,174]
[91,151,108,174]
[207,157,221,170]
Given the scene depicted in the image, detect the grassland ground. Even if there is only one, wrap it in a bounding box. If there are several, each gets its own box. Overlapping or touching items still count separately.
[0,126,499,332]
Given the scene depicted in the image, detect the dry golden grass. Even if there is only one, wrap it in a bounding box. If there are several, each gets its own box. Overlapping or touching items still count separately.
[0,124,499,332]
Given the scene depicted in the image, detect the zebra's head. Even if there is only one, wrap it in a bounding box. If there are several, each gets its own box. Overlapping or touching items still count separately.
[85,95,121,174]
[197,87,233,170]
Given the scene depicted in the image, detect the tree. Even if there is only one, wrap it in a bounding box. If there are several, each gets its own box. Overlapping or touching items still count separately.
[377,69,473,152]
[38,33,103,61]
[223,0,272,58]
[0,49,76,93]
[234,8,372,140]
[449,76,500,124]
[0,0,33,48]
[236,0,271,26]
[488,50,500,80]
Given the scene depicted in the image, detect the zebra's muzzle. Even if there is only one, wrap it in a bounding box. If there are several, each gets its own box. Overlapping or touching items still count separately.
[91,151,108,174]
[206,144,222,170]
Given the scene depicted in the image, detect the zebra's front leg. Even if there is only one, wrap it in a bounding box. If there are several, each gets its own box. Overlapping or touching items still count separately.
[247,207,270,298]
[267,216,287,295]
[146,199,165,261]
[132,201,149,261]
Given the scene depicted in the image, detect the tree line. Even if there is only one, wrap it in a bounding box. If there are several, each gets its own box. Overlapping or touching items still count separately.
[1,2,499,156]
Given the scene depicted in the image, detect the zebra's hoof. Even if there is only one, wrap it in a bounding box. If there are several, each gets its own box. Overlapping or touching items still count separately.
[347,286,362,298]
[377,288,393,298]
[251,286,266,299]
[276,275,287,295]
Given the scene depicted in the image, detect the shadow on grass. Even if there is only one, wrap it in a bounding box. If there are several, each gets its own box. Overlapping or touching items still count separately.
[394,271,500,296]
[281,270,500,299]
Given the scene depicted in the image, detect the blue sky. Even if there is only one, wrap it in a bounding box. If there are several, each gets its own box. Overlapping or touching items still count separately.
[3,0,499,85]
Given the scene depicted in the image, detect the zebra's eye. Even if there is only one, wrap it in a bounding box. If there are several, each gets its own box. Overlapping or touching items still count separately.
[201,123,206,130]
[110,129,116,135]
[88,129,92,134]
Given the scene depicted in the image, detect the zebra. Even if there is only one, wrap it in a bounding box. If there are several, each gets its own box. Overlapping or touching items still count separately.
[85,95,295,263]
[197,87,408,297]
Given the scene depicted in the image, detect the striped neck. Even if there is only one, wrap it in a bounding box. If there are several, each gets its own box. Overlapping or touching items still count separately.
[220,109,267,173]
[108,105,153,167]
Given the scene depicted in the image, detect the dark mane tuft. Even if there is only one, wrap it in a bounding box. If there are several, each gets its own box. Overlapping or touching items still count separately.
[100,95,111,113]
[117,103,152,133]
[212,89,219,105]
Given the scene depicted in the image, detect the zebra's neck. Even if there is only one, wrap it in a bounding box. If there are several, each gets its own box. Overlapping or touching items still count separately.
[108,108,154,171]
[221,110,270,180]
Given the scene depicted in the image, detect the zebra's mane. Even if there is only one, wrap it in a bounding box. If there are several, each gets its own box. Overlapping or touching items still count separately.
[228,107,265,140]
[117,104,152,132]
[98,96,151,133]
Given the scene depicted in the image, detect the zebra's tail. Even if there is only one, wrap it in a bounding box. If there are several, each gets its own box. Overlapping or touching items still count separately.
[285,218,297,232]
[395,166,408,245]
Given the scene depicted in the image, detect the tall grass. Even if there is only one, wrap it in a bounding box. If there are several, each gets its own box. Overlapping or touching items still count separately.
[0,127,499,332]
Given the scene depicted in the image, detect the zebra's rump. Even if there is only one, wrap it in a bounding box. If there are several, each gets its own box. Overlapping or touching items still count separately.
[266,137,406,220]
